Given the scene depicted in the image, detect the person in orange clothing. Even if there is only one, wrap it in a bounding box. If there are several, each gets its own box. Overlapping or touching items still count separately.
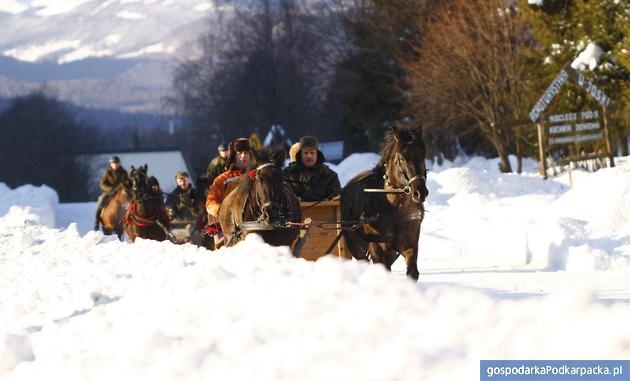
[205,138,255,219]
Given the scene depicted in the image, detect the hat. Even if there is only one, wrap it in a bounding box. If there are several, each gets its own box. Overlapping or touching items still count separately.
[218,143,227,151]
[299,136,319,150]
[289,142,301,162]
[109,156,121,163]
[227,138,254,167]
[231,138,252,153]
[175,171,189,180]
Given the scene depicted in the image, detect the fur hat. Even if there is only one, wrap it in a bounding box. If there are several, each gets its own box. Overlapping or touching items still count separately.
[227,138,254,167]
[299,136,319,150]
[175,171,189,180]
[231,138,252,153]
[289,142,301,162]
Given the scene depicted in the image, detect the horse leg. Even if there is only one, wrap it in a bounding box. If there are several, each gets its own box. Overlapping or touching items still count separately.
[401,246,420,281]
[343,230,368,261]
[367,242,386,268]
[126,226,136,243]
[382,244,400,272]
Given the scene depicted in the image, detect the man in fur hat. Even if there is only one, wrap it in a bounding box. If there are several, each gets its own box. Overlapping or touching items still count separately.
[205,138,255,219]
[94,156,129,231]
[284,136,341,201]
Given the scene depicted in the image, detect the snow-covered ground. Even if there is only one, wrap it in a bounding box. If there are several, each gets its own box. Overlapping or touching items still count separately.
[1,154,630,380]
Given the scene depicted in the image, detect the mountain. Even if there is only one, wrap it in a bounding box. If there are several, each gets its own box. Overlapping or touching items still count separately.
[0,0,228,63]
[0,0,232,113]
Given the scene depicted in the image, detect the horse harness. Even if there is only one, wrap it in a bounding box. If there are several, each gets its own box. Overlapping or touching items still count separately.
[364,153,427,196]
[227,162,298,246]
[126,171,174,240]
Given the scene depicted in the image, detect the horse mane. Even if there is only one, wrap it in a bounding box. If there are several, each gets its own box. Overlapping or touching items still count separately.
[237,174,253,195]
[233,146,286,197]
[378,120,424,167]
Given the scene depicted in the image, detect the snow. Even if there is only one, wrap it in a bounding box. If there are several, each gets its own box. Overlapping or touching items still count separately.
[2,154,630,380]
[194,2,213,12]
[30,0,92,16]
[3,40,82,63]
[115,10,147,20]
[0,0,27,14]
[0,0,218,63]
[327,152,381,186]
[571,42,604,71]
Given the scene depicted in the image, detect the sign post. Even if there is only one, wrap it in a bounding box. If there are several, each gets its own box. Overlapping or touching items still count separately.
[528,64,615,178]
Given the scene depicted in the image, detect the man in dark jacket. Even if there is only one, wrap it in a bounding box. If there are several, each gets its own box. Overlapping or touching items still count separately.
[94,156,129,230]
[206,143,228,186]
[165,171,197,221]
[284,136,341,201]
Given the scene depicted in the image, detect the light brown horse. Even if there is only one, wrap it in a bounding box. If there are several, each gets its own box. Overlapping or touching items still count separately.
[340,121,429,280]
[100,183,132,240]
[219,148,302,250]
[125,165,169,242]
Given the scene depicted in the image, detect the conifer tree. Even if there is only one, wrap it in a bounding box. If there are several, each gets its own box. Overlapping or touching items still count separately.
[522,0,630,155]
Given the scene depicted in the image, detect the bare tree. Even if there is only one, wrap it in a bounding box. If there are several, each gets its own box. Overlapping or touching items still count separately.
[404,0,533,172]
[170,0,339,172]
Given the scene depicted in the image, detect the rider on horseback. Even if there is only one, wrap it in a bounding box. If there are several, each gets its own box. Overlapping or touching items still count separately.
[205,138,255,233]
[94,156,129,231]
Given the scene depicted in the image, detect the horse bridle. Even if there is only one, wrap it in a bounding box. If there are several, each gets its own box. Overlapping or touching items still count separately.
[131,171,156,202]
[245,162,291,223]
[365,153,426,200]
[391,153,427,196]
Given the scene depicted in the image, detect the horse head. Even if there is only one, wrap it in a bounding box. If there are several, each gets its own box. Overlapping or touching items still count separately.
[129,164,151,201]
[387,120,429,204]
[251,147,289,222]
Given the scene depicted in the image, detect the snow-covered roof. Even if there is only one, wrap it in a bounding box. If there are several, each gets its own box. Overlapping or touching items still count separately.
[84,150,191,198]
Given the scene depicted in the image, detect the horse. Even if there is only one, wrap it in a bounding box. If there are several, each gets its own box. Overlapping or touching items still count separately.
[125,164,170,242]
[340,121,429,280]
[219,148,302,250]
[100,182,132,240]
[188,174,214,249]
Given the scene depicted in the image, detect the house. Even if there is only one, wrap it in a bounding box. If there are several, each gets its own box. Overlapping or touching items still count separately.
[83,148,193,199]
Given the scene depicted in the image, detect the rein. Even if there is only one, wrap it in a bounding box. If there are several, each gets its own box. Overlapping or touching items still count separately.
[363,153,426,196]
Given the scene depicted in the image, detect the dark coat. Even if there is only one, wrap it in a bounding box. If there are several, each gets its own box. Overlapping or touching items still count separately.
[165,184,197,221]
[206,155,227,185]
[284,150,341,201]
[99,166,129,195]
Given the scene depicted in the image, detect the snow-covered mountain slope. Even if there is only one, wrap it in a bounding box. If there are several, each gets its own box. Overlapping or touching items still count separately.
[0,0,228,63]
[0,0,234,112]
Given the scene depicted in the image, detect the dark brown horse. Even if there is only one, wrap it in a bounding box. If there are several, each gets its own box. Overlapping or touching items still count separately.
[340,121,429,280]
[125,164,169,242]
[219,148,302,250]
[100,182,132,240]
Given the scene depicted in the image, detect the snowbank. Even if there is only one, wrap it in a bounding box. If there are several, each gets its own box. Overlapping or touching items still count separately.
[327,152,380,186]
[1,226,630,380]
[2,155,630,380]
[0,184,58,228]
